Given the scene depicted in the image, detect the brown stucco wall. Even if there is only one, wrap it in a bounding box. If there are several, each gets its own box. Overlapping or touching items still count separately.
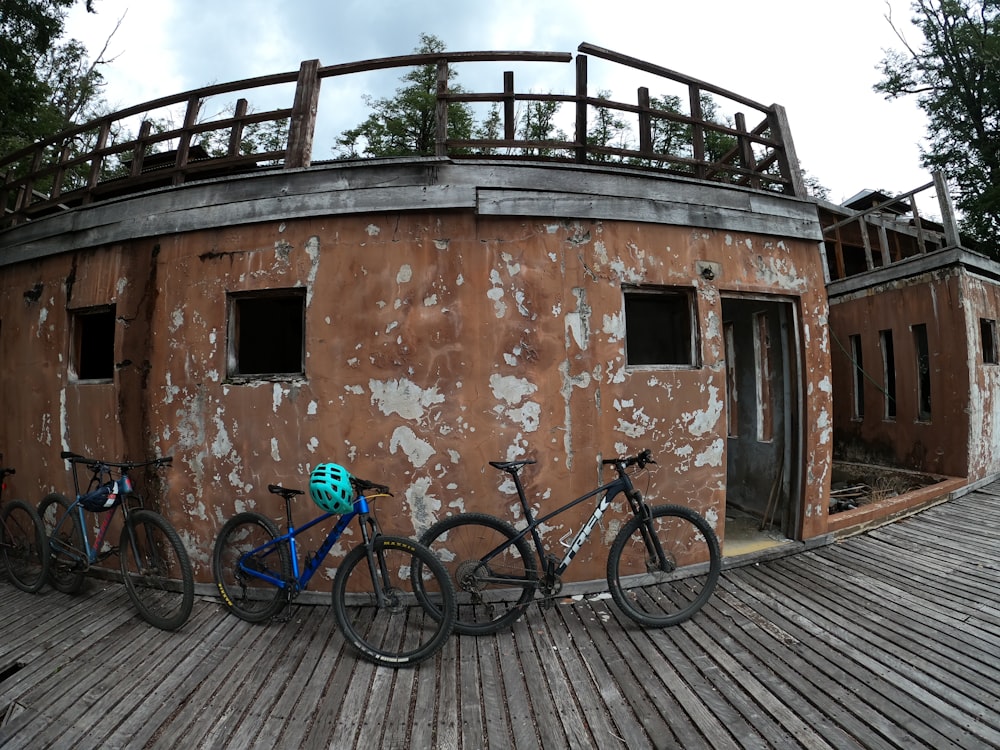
[0,162,833,584]
[828,269,971,477]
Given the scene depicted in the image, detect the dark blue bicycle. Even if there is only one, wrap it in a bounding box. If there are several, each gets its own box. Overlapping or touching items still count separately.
[211,462,456,668]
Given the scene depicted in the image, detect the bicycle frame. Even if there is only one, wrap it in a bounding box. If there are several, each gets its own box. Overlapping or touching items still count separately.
[495,463,654,579]
[236,495,375,594]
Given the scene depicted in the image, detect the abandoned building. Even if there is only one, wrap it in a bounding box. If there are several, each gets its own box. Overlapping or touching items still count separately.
[0,43,982,586]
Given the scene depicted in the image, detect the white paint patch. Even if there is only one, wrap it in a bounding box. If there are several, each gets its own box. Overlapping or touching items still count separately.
[423,294,438,306]
[396,264,412,283]
[307,400,318,415]
[370,378,445,420]
[270,438,281,461]
[404,476,441,533]
[489,374,537,404]
[389,426,435,468]
[682,384,723,436]
[694,438,724,467]
[366,224,380,236]
[272,382,285,413]
[307,436,319,453]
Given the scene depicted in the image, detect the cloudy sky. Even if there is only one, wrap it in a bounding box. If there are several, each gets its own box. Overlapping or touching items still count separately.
[65,0,932,208]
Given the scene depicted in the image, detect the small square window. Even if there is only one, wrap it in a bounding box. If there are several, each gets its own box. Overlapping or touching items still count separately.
[228,290,305,379]
[624,288,697,366]
[71,306,116,381]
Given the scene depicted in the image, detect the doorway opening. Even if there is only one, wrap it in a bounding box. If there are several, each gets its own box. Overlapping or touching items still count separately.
[721,296,801,556]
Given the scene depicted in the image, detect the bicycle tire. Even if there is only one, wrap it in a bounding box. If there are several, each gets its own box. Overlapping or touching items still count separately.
[212,511,290,623]
[417,512,538,636]
[606,504,721,628]
[119,508,194,631]
[1,499,49,593]
[332,535,456,668]
[38,492,86,594]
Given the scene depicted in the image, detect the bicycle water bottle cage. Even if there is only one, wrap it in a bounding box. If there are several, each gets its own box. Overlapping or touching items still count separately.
[79,480,123,511]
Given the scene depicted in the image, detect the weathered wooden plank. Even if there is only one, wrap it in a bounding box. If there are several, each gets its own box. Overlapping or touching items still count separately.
[739,564,993,748]
[496,623,541,750]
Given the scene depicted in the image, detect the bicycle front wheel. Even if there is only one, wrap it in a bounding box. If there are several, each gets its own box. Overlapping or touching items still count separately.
[119,509,194,631]
[332,536,456,668]
[38,492,86,594]
[607,504,721,628]
[418,513,537,636]
[1,499,49,593]
[212,512,290,623]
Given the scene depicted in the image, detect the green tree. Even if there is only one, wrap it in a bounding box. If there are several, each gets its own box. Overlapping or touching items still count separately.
[0,0,97,153]
[876,0,1000,250]
[334,33,474,158]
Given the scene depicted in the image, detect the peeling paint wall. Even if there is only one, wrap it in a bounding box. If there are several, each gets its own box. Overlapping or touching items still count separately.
[0,195,832,584]
[829,269,979,478]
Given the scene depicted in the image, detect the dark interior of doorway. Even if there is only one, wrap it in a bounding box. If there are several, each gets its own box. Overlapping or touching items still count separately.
[721,297,798,557]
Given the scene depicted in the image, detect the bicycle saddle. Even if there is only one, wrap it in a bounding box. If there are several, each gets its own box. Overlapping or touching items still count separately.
[489,459,537,472]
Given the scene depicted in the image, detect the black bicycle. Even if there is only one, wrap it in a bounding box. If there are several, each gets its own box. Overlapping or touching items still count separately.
[38,451,194,631]
[213,473,457,668]
[417,449,721,635]
[0,457,48,593]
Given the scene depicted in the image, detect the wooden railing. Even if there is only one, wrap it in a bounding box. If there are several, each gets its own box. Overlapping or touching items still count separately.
[822,172,963,282]
[1,43,806,231]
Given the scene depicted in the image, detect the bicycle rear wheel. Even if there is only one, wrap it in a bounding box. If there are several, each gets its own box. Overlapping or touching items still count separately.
[417,513,537,635]
[1,499,49,593]
[38,492,86,594]
[332,535,456,668]
[212,511,290,623]
[607,504,721,628]
[119,509,194,631]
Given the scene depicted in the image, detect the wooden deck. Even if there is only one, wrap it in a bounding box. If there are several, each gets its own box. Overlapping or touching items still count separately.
[1,485,998,749]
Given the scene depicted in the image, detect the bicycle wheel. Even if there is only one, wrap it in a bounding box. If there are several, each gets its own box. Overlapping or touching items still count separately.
[332,535,456,668]
[212,511,290,623]
[38,492,86,594]
[119,509,194,631]
[1,499,49,593]
[606,504,721,628]
[417,513,537,636]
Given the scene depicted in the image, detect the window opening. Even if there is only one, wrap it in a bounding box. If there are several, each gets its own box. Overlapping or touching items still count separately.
[72,306,116,381]
[229,290,306,378]
[624,288,696,366]
[724,322,738,437]
[880,329,896,420]
[913,324,931,421]
[753,312,773,442]
[849,334,864,419]
[981,318,998,364]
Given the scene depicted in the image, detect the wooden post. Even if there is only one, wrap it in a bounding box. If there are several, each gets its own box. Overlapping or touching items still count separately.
[229,98,249,157]
[174,96,201,185]
[575,54,588,163]
[130,120,153,177]
[503,71,515,141]
[638,87,651,156]
[435,60,449,156]
[934,171,962,247]
[766,104,807,197]
[689,86,705,179]
[734,112,758,189]
[285,59,321,169]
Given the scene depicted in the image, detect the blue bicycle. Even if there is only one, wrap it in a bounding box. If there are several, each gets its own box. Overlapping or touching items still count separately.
[211,463,456,668]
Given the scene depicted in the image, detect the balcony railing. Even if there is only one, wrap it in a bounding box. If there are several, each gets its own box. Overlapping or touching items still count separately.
[1,42,806,231]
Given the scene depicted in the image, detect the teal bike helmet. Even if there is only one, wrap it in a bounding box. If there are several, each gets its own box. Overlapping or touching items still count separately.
[309,463,354,514]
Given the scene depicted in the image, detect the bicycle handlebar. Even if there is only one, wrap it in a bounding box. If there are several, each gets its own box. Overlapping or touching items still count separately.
[60,451,173,472]
[351,475,393,497]
[602,448,656,472]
